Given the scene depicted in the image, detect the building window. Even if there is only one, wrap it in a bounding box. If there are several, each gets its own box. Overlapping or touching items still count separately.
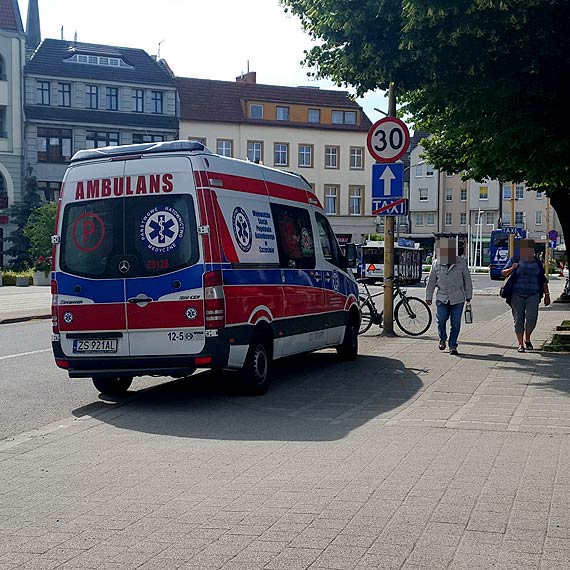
[298,144,313,168]
[86,131,120,149]
[503,185,512,200]
[37,181,61,202]
[151,91,164,114]
[86,85,98,109]
[331,110,357,125]
[37,81,50,105]
[132,89,144,113]
[106,87,119,111]
[58,83,71,107]
[415,164,423,177]
[515,211,524,226]
[503,212,511,225]
[419,188,428,201]
[37,127,72,162]
[249,104,263,119]
[515,185,524,199]
[349,186,363,216]
[486,211,495,225]
[216,139,233,157]
[67,53,133,68]
[535,211,542,225]
[324,146,339,169]
[415,213,424,226]
[445,212,452,226]
[460,212,467,225]
[535,191,544,200]
[425,165,434,177]
[247,141,263,163]
[0,108,5,138]
[274,143,289,166]
[479,186,489,200]
[460,189,467,201]
[132,134,164,143]
[427,213,435,226]
[445,188,453,201]
[349,147,364,170]
[324,185,338,215]
[308,109,320,123]
[276,106,290,121]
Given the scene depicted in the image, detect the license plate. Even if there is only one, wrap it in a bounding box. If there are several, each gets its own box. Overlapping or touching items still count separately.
[73,339,118,353]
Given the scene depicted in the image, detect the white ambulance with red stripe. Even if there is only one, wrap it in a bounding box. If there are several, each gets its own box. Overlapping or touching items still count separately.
[51,141,360,395]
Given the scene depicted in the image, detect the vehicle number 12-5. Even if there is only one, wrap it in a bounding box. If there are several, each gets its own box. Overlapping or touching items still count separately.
[167,331,194,342]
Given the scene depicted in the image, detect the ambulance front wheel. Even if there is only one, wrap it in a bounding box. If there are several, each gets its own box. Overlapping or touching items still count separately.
[337,312,359,361]
[92,376,133,396]
[241,333,273,396]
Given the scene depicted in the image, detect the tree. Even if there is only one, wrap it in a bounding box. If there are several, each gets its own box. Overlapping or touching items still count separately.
[281,0,570,261]
[23,202,57,260]
[3,167,43,270]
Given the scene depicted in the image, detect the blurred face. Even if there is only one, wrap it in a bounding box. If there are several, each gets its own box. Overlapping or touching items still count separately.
[519,239,535,260]
[438,238,457,264]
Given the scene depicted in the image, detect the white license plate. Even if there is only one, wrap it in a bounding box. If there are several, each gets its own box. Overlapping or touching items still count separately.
[73,339,118,353]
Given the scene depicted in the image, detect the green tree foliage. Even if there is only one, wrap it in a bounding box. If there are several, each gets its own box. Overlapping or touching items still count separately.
[281,0,570,255]
[23,202,57,260]
[4,168,43,270]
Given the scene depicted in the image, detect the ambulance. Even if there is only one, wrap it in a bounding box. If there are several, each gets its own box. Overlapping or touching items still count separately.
[51,141,360,396]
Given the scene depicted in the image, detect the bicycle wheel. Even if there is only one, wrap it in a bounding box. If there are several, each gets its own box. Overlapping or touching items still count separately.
[358,299,375,334]
[394,296,432,336]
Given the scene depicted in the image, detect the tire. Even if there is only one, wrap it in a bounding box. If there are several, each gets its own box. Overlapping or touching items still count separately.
[240,333,273,396]
[394,296,432,336]
[358,299,375,334]
[337,313,359,361]
[92,376,133,396]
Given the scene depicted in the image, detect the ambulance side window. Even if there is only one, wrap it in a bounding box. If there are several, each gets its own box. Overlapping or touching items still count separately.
[315,212,345,270]
[271,203,315,269]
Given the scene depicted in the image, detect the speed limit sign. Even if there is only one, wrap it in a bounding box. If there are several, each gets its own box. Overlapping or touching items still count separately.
[367,117,410,163]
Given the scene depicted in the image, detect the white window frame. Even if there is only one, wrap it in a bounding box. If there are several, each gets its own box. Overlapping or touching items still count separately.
[515,185,525,200]
[445,188,453,201]
[247,140,263,163]
[415,164,423,177]
[216,139,233,157]
[276,106,290,121]
[419,188,428,201]
[425,165,434,177]
[535,211,542,225]
[479,186,489,200]
[298,144,313,168]
[486,211,495,225]
[460,189,467,201]
[324,185,338,215]
[460,212,467,226]
[535,191,544,200]
[503,185,512,200]
[324,146,339,169]
[515,211,524,225]
[349,147,364,170]
[426,213,435,226]
[249,104,263,119]
[349,186,363,216]
[415,213,424,226]
[445,212,452,226]
[274,142,289,167]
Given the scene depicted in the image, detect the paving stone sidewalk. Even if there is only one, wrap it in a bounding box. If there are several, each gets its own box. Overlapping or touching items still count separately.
[0,283,569,570]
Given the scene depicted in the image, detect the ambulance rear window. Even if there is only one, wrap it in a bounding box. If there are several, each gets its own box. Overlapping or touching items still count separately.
[60,195,199,278]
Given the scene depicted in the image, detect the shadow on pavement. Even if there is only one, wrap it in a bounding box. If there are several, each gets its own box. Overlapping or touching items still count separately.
[72,352,423,442]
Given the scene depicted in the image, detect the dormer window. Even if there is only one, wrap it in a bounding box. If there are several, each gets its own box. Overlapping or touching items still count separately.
[332,110,357,125]
[249,104,263,119]
[65,53,133,68]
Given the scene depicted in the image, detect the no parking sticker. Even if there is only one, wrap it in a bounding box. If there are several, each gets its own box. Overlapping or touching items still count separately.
[140,206,185,253]
[72,212,105,252]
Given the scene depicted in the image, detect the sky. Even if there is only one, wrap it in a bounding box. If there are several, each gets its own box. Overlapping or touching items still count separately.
[17,0,388,121]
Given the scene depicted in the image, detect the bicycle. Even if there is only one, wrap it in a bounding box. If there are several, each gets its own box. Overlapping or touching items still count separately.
[358,276,432,336]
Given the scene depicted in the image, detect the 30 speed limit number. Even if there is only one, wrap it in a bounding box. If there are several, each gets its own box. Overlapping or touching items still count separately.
[367,117,410,163]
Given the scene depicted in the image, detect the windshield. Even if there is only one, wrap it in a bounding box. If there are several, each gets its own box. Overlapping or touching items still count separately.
[60,195,199,279]
[363,248,384,264]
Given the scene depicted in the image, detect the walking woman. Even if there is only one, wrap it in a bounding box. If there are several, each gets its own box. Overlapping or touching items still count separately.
[501,239,551,352]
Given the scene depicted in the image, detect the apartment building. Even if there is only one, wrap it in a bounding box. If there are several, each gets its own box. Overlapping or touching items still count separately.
[0,0,26,265]
[176,73,375,243]
[23,38,178,201]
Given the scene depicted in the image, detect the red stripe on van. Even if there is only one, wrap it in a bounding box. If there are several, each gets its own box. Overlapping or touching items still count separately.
[127,301,204,329]
[57,304,126,331]
[201,188,223,262]
[195,187,213,262]
[211,191,239,263]
[265,181,313,205]
[224,285,283,324]
[206,172,268,196]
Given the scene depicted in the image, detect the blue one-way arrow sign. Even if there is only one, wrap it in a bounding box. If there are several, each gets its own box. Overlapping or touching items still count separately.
[372,163,404,199]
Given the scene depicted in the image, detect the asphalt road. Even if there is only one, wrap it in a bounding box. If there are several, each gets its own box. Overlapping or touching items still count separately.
[0,279,509,442]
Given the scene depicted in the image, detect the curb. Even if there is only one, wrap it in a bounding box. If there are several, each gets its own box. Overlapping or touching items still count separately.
[0,314,52,326]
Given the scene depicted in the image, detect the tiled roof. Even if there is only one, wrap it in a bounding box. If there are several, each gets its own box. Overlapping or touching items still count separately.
[177,77,372,131]
[25,39,176,87]
[25,105,178,130]
[0,0,23,33]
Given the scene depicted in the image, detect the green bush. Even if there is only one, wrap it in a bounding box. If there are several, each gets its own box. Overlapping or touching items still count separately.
[0,270,33,286]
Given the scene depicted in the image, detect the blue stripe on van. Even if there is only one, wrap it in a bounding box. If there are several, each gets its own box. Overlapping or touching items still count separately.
[56,272,125,303]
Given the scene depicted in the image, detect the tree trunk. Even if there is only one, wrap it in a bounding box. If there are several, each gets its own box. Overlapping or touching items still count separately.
[549,189,570,301]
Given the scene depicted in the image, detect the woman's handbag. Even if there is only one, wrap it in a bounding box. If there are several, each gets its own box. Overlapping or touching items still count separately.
[500,272,516,303]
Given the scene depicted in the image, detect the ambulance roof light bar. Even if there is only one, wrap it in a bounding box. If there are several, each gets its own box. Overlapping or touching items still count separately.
[70,140,212,163]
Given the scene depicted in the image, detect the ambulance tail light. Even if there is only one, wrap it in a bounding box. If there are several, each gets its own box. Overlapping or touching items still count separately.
[204,270,225,329]
[51,279,59,333]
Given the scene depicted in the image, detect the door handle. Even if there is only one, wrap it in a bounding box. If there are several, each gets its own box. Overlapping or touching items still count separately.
[128,296,153,304]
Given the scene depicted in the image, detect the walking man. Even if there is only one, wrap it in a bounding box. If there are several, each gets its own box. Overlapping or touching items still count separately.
[426,238,473,355]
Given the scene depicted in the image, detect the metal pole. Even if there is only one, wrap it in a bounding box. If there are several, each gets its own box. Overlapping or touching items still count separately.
[382,82,397,336]
[509,189,515,257]
[545,196,551,282]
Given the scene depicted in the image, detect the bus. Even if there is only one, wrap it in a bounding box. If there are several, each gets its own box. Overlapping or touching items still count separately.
[345,240,423,284]
[489,228,527,280]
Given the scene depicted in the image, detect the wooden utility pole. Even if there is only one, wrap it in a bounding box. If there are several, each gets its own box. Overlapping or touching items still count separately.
[509,189,516,257]
[382,83,397,336]
[545,196,551,281]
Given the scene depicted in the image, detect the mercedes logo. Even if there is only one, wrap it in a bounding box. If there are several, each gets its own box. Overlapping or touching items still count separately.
[119,260,130,274]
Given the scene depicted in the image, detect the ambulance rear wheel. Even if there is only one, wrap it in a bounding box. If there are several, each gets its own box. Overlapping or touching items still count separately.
[92,376,133,396]
[241,333,272,396]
